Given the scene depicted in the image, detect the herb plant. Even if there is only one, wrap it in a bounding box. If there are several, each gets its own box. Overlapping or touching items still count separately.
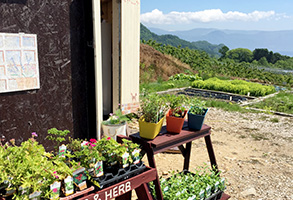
[102,109,129,125]
[140,91,168,123]
[151,165,226,200]
[166,94,188,118]
[46,128,70,151]
[188,98,207,115]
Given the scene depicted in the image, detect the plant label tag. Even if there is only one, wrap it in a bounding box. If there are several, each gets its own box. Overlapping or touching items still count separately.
[187,195,196,200]
[199,189,205,200]
[50,181,61,200]
[19,186,28,195]
[29,191,42,200]
[94,161,104,177]
[221,178,225,187]
[73,167,87,190]
[64,176,74,196]
[206,185,212,196]
[214,181,220,192]
[58,144,66,157]
[132,148,141,164]
[122,152,130,168]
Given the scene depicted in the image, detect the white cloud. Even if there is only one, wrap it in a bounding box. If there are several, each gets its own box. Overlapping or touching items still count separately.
[141,9,280,24]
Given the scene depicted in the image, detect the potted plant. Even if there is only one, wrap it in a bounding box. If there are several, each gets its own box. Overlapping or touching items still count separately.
[46,128,70,153]
[151,165,226,200]
[73,139,105,178]
[188,99,208,130]
[122,139,141,165]
[165,94,188,133]
[102,109,129,141]
[0,133,73,200]
[138,92,168,139]
[96,137,130,169]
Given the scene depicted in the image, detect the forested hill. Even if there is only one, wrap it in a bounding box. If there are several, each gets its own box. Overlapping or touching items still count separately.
[140,23,224,57]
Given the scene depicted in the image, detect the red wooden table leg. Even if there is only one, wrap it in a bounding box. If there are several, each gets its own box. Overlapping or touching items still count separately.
[146,149,163,200]
[204,134,219,174]
[135,183,154,200]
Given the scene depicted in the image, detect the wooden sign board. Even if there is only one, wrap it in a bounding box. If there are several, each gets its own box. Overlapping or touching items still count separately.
[79,181,132,200]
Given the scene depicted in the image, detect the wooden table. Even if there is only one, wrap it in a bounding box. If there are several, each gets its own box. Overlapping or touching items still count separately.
[128,121,230,200]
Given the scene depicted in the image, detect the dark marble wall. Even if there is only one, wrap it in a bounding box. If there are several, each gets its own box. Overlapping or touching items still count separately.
[0,0,96,148]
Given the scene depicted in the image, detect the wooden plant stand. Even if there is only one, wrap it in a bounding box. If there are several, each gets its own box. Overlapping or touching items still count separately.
[123,121,231,200]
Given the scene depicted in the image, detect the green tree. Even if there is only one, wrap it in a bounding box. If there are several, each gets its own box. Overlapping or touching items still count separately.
[258,57,269,66]
[253,48,269,61]
[226,48,253,63]
[219,45,229,59]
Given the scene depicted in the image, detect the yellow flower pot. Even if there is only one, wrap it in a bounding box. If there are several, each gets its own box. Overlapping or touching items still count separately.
[138,116,165,139]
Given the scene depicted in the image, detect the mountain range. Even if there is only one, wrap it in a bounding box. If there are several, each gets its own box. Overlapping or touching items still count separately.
[148,26,293,57]
[140,24,224,57]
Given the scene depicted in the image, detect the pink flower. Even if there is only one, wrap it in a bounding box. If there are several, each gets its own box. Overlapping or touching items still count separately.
[53,188,58,193]
[55,175,59,179]
[107,137,111,141]
[90,143,96,147]
[32,132,38,137]
[90,139,97,143]
[53,171,57,174]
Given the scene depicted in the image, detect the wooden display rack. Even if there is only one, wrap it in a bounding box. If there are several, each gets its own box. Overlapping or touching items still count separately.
[60,166,157,200]
[119,121,231,200]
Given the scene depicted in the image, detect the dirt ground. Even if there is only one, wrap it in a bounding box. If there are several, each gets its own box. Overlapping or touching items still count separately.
[128,108,293,200]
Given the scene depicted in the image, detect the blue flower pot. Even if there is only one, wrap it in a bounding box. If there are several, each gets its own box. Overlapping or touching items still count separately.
[187,108,208,130]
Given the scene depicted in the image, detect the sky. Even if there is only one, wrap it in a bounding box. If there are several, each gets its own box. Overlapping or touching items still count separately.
[140,0,293,31]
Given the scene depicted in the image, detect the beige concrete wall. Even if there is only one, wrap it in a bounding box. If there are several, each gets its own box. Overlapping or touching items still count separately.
[92,0,103,139]
[112,0,120,112]
[120,0,140,114]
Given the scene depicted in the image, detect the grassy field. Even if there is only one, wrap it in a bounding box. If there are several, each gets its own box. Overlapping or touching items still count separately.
[140,79,293,115]
[248,91,293,114]
[140,80,191,93]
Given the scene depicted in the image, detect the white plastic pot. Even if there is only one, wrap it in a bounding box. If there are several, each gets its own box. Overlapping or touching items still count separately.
[102,122,127,141]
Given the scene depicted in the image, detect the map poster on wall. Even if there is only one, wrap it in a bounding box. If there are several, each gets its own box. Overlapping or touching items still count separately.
[0,32,40,93]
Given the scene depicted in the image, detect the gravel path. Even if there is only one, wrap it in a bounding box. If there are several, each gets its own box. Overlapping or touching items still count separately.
[128,108,293,200]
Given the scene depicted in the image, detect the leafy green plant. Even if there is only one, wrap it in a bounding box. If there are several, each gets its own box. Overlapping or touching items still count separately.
[188,98,207,115]
[140,91,168,123]
[191,78,276,97]
[165,94,188,118]
[74,139,105,169]
[66,137,82,153]
[151,165,226,200]
[122,139,140,153]
[95,137,127,167]
[0,133,72,200]
[46,128,70,151]
[102,109,129,125]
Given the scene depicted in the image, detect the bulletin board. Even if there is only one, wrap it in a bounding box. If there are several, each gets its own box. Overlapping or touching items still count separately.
[0,32,40,93]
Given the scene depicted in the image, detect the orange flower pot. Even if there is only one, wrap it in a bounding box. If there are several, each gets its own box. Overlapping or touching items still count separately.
[166,109,187,133]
